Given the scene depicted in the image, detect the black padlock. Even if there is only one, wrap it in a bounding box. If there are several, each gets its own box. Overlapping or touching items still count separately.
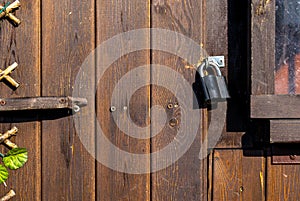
[197,61,230,102]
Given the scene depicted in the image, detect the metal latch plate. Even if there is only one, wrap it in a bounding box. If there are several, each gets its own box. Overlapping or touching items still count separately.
[271,144,300,164]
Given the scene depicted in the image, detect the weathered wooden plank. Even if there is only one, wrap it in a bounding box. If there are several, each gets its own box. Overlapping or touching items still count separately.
[41,0,95,200]
[267,156,300,201]
[0,0,41,200]
[96,0,150,200]
[151,0,206,200]
[251,95,300,118]
[251,0,275,95]
[270,120,300,143]
[0,97,87,111]
[213,150,265,201]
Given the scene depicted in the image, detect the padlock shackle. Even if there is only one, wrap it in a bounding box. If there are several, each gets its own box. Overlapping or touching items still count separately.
[197,61,222,78]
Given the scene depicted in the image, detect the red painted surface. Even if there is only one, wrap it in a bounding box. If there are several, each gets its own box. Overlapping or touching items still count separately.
[275,54,300,94]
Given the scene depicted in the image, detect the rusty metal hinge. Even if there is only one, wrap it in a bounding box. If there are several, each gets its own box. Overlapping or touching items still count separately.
[0,96,87,113]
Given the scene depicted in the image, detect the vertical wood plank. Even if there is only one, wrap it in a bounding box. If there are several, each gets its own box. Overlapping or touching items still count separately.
[251,0,275,95]
[96,0,151,200]
[151,0,205,200]
[267,157,300,201]
[41,0,95,200]
[213,150,265,201]
[0,0,41,200]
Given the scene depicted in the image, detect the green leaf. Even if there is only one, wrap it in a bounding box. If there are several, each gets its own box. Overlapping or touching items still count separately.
[0,165,8,184]
[3,148,28,170]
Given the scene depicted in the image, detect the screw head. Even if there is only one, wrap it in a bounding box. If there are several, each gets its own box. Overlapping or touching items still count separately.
[59,98,67,104]
[0,100,6,106]
[110,106,116,112]
[167,103,173,109]
[290,155,297,160]
[169,118,178,127]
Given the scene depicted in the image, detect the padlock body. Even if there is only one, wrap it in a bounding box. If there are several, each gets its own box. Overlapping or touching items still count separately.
[216,76,230,99]
[200,77,210,101]
[203,75,221,101]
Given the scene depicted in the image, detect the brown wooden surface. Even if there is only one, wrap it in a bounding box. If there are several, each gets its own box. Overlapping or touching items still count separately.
[2,0,300,200]
[212,149,265,201]
[270,120,300,143]
[251,0,275,95]
[267,156,300,201]
[251,95,300,118]
[0,97,86,111]
[41,0,95,200]
[151,0,206,200]
[207,0,248,150]
[0,0,41,200]
[96,0,151,200]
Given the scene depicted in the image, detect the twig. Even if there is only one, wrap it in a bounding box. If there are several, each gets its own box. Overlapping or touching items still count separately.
[0,190,16,201]
[0,127,18,144]
[3,139,18,149]
[0,0,20,18]
[0,129,18,149]
[0,0,21,25]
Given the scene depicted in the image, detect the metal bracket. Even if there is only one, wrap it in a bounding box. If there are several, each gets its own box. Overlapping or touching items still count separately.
[206,56,225,68]
[0,96,87,113]
[271,144,300,164]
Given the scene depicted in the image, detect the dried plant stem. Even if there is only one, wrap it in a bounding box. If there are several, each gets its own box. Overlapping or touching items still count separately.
[0,63,18,79]
[0,0,21,25]
[0,0,21,17]
[0,63,19,88]
[0,190,16,201]
[0,69,19,88]
[3,139,18,149]
[0,127,18,144]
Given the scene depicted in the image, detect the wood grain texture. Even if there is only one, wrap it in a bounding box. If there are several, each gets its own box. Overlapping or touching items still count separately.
[205,0,248,150]
[267,156,300,201]
[213,150,265,201]
[0,96,87,111]
[251,0,275,95]
[151,0,205,200]
[270,120,300,143]
[0,0,41,200]
[41,0,95,200]
[251,95,300,118]
[96,0,151,200]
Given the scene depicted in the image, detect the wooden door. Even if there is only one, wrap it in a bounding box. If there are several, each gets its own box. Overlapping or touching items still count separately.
[0,0,299,201]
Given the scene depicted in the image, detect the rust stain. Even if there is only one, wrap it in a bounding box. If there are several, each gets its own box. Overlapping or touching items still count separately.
[256,0,271,15]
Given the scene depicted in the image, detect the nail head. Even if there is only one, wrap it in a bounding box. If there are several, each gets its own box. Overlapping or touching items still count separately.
[110,106,116,112]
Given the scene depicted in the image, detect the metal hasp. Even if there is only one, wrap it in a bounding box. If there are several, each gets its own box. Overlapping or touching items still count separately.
[0,96,87,113]
[206,56,225,68]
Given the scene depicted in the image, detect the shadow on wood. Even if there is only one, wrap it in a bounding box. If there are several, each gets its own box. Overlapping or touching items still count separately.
[0,109,75,123]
